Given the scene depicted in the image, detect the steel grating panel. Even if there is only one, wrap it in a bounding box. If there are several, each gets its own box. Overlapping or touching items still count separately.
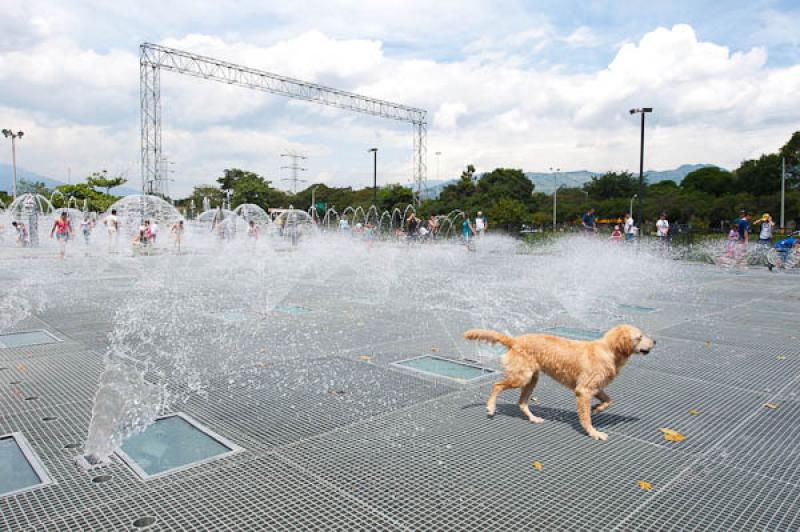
[25,455,403,531]
[277,389,693,530]
[658,320,800,353]
[182,356,457,450]
[642,336,800,394]
[621,458,800,531]
[0,352,104,417]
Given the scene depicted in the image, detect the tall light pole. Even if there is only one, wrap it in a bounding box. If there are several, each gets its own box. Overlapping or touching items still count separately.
[629,108,652,232]
[550,167,560,232]
[2,129,24,199]
[780,157,786,231]
[630,194,638,219]
[311,185,321,222]
[368,148,378,205]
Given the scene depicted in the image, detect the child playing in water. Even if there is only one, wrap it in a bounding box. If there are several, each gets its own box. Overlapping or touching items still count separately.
[50,211,73,260]
[609,225,622,242]
[80,216,93,246]
[725,224,739,258]
[171,220,184,253]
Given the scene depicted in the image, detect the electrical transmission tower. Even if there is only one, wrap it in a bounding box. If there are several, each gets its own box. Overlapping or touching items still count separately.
[139,43,429,203]
[280,153,308,194]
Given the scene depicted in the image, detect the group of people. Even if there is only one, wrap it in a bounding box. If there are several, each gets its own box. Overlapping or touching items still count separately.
[581,209,640,242]
[336,211,489,248]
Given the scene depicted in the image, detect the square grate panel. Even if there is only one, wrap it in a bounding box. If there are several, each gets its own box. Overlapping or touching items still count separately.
[544,327,604,340]
[0,331,60,349]
[393,355,495,383]
[117,413,242,480]
[0,432,52,498]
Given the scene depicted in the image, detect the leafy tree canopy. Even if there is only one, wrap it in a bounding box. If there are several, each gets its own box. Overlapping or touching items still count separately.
[681,167,734,196]
[87,170,127,195]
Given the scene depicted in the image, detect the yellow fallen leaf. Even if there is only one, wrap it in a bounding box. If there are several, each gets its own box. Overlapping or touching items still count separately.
[688,409,699,416]
[255,362,270,368]
[359,355,371,362]
[638,480,652,492]
[763,403,779,410]
[16,363,27,374]
[431,347,440,352]
[659,428,686,442]
[532,461,542,471]
[705,341,712,348]
[259,347,268,353]
[776,356,786,361]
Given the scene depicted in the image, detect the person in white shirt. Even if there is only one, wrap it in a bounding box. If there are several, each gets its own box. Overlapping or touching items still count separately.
[150,220,160,246]
[475,211,487,237]
[656,212,669,238]
[753,213,775,246]
[624,213,635,242]
[104,209,119,252]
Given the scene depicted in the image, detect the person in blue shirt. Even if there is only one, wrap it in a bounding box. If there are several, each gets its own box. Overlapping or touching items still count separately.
[581,209,596,234]
[769,232,800,270]
[735,210,750,245]
[462,212,475,249]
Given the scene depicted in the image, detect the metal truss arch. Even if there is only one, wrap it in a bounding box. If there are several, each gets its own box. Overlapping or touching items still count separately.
[139,43,428,201]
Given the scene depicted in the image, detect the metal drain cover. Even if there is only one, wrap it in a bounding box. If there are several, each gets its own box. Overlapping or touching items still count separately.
[393,355,495,382]
[0,330,60,348]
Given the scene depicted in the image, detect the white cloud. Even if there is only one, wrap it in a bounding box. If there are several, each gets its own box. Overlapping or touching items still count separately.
[1,19,799,195]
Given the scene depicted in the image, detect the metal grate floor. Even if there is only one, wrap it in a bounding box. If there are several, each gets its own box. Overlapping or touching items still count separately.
[0,261,798,530]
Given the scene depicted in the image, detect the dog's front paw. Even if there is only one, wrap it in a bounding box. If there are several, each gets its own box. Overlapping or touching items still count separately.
[589,430,608,441]
[528,415,544,424]
[486,407,496,417]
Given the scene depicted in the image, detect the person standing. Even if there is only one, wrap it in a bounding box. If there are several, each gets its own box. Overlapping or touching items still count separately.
[80,216,93,247]
[475,211,488,238]
[50,211,73,260]
[104,209,119,252]
[656,212,670,241]
[736,210,750,244]
[581,209,597,234]
[406,212,420,242]
[462,213,476,249]
[624,213,636,242]
[150,220,160,247]
[171,220,185,253]
[11,221,29,247]
[753,213,775,247]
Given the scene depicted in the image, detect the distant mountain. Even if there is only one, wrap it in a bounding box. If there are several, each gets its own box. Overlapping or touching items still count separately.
[0,164,139,197]
[422,164,719,198]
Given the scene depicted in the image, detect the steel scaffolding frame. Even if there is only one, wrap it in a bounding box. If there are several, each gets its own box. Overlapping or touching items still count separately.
[139,43,428,201]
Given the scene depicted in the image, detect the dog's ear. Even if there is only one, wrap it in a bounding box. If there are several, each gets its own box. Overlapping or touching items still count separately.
[607,326,634,357]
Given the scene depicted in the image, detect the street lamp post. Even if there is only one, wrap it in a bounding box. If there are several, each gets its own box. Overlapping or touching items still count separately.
[311,185,321,222]
[550,167,560,232]
[630,194,638,220]
[629,108,652,233]
[368,148,378,206]
[2,129,24,199]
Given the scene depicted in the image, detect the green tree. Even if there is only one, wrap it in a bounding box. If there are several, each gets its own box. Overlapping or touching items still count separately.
[215,168,287,209]
[476,168,534,205]
[681,167,734,196]
[55,183,119,212]
[734,154,782,196]
[87,170,127,195]
[583,171,637,200]
[488,198,530,230]
[18,179,51,195]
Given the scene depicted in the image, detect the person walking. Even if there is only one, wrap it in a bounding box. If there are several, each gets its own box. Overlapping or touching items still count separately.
[104,209,119,252]
[475,211,488,238]
[50,211,73,260]
[80,216,93,249]
[462,212,476,250]
[582,208,597,234]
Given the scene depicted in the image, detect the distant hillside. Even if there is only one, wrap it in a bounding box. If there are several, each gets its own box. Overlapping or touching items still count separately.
[422,164,719,198]
[0,164,139,196]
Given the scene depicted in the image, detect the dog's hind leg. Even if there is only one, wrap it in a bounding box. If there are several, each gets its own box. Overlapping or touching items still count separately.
[592,390,612,414]
[576,389,608,441]
[486,378,520,417]
[518,372,543,424]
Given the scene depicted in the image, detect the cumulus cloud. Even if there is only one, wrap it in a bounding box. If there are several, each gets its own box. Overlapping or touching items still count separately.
[1,16,799,194]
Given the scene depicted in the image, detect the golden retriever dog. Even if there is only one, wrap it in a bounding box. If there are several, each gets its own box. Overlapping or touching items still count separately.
[464,325,655,440]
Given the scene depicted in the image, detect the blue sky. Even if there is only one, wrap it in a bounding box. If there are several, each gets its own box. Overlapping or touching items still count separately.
[1,0,798,195]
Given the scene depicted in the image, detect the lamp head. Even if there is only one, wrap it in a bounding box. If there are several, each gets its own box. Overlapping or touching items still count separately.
[368,148,378,153]
[2,129,10,137]
[17,131,23,138]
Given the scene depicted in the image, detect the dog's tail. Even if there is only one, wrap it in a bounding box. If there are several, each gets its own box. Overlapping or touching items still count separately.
[463,329,515,348]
